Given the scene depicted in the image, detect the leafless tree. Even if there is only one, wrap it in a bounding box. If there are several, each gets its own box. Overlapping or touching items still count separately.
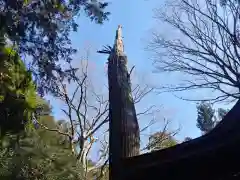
[150,0,240,103]
[56,64,109,177]
[37,46,172,179]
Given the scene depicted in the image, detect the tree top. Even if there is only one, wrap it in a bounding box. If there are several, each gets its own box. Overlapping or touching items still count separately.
[114,25,124,54]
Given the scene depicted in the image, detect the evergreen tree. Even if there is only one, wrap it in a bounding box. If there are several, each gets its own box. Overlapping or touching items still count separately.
[0,46,37,136]
[196,102,229,134]
[196,102,215,134]
[0,0,110,95]
[35,96,52,116]
[0,115,83,180]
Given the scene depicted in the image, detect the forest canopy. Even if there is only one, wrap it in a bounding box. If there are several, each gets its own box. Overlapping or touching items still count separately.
[0,46,37,136]
[0,0,110,95]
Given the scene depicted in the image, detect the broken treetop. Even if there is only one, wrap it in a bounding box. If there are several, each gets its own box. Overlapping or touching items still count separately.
[114,25,124,55]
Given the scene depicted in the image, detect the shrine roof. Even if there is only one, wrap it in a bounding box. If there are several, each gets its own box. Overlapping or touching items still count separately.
[123,100,240,180]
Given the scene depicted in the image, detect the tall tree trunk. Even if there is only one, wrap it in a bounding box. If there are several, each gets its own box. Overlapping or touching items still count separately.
[108,25,140,180]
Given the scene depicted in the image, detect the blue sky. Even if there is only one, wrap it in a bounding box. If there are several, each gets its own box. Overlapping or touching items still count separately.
[51,0,200,138]
[47,0,228,159]
[74,0,201,138]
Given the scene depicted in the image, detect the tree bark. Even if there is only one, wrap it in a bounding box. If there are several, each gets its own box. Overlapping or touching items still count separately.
[108,52,140,180]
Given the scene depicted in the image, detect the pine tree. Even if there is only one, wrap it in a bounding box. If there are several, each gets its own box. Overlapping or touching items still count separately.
[196,102,229,134]
[0,46,37,136]
[196,102,215,134]
[0,115,83,180]
[0,0,110,95]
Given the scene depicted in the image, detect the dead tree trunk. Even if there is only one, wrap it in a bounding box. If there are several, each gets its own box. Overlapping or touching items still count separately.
[107,25,140,180]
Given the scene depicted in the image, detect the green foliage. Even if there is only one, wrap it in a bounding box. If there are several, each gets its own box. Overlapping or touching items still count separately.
[196,102,229,134]
[147,132,177,152]
[35,96,52,116]
[0,0,110,95]
[87,165,109,180]
[196,102,215,134]
[0,115,83,180]
[0,46,37,136]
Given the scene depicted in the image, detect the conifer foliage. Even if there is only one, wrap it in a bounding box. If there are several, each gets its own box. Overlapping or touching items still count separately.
[0,0,110,95]
[0,45,37,136]
[0,113,83,180]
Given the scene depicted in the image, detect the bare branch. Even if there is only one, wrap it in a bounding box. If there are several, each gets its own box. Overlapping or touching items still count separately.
[150,0,240,103]
[50,48,110,177]
[137,105,156,117]
[129,66,135,76]
[35,119,71,138]
[132,84,154,104]
[141,118,180,152]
